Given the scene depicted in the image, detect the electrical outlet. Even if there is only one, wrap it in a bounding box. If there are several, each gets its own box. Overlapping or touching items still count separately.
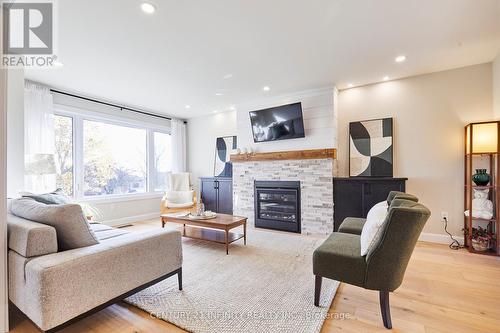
[441,212,449,222]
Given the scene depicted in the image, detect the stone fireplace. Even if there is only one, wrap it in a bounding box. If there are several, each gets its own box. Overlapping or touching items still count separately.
[232,149,336,235]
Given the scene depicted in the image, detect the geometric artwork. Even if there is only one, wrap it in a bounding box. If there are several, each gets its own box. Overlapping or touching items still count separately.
[349,118,393,177]
[214,136,237,177]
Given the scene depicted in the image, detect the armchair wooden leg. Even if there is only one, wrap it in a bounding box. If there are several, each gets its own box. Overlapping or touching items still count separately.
[379,291,392,329]
[178,268,183,291]
[314,275,322,306]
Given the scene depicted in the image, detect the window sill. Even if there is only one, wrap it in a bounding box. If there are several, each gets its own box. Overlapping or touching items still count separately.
[79,192,164,204]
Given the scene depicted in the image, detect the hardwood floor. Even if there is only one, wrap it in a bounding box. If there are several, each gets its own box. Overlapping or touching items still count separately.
[9,220,500,333]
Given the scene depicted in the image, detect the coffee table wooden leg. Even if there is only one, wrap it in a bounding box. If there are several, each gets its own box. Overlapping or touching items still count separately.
[244,221,247,245]
[161,219,165,228]
[183,224,186,236]
[225,229,229,255]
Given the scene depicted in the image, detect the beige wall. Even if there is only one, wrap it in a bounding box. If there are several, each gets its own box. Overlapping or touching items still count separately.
[187,111,237,191]
[338,63,493,237]
[494,53,500,118]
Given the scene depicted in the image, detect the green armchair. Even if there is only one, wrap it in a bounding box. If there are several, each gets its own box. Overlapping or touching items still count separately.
[313,195,430,329]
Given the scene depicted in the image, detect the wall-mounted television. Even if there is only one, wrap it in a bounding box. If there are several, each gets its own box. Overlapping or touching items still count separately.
[249,102,305,143]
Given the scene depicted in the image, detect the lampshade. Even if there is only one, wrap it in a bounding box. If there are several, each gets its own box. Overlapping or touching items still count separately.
[25,154,57,176]
[466,122,499,154]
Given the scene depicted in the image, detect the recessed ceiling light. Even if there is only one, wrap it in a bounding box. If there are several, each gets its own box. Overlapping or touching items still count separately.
[383,76,389,81]
[141,2,156,14]
[395,55,406,63]
[347,83,353,88]
[215,92,223,96]
[229,105,236,111]
[223,74,233,79]
[263,86,270,92]
[212,110,219,113]
[185,105,191,109]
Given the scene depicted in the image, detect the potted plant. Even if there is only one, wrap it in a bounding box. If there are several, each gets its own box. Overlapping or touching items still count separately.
[464,226,496,252]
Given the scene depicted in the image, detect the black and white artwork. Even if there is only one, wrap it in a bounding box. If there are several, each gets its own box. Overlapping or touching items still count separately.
[214,136,237,177]
[349,118,393,177]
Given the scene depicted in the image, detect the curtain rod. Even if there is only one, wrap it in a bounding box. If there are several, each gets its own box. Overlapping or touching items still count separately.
[50,89,187,124]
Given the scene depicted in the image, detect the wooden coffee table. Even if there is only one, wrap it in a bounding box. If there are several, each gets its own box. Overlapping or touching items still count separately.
[161,213,247,255]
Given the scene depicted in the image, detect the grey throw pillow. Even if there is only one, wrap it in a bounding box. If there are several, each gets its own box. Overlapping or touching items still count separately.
[11,198,99,250]
[22,188,73,205]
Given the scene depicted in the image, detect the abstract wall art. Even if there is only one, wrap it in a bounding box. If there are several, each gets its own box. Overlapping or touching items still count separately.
[214,136,237,177]
[349,118,393,177]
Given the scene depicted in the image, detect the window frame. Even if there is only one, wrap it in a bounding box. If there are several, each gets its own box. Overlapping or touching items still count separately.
[54,104,171,203]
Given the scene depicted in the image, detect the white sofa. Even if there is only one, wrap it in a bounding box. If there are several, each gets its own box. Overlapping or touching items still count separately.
[7,209,183,332]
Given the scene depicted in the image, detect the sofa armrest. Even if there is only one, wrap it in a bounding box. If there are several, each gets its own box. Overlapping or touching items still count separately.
[7,213,58,257]
[21,229,182,331]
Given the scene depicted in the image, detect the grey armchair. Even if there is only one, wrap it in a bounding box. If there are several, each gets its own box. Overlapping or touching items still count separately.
[313,196,430,329]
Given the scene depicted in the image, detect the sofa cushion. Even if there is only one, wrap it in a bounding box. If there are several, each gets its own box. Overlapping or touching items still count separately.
[21,188,73,205]
[10,198,99,251]
[338,217,366,235]
[313,232,367,288]
[360,201,389,256]
[7,213,58,257]
[386,191,418,205]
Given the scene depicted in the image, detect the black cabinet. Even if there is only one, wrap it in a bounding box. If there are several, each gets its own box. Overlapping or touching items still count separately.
[200,177,233,214]
[333,177,407,231]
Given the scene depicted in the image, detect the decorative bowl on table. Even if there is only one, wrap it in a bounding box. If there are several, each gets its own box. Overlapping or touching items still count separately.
[188,211,217,220]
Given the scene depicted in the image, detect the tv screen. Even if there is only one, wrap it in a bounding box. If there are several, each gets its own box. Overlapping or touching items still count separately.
[249,102,305,143]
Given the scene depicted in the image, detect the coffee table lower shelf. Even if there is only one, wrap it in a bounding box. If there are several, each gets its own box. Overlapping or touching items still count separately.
[182,226,244,245]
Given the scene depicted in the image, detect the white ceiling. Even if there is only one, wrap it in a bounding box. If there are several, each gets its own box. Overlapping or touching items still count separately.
[26,0,500,119]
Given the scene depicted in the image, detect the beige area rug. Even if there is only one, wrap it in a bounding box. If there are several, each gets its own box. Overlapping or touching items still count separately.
[125,227,339,333]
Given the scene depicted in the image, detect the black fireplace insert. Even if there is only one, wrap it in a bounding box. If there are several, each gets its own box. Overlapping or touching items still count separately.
[254,181,301,233]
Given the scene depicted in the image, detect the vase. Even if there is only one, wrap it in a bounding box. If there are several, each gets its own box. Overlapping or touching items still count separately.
[472,169,491,186]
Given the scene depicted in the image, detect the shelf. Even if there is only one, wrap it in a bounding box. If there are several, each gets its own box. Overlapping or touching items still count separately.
[467,247,499,256]
[465,153,500,156]
[464,217,496,223]
[230,148,336,162]
[464,185,498,189]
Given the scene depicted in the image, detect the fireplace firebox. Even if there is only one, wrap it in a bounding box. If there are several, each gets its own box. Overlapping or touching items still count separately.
[254,181,301,233]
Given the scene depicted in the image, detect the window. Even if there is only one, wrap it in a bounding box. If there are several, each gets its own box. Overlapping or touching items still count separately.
[154,132,171,191]
[83,120,147,196]
[54,115,74,195]
[53,108,171,200]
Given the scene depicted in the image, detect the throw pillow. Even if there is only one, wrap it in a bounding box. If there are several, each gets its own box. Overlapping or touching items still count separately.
[22,188,73,205]
[360,201,389,256]
[10,197,99,250]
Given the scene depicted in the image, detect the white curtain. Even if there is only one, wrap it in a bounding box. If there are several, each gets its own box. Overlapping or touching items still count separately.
[170,118,187,173]
[24,81,56,193]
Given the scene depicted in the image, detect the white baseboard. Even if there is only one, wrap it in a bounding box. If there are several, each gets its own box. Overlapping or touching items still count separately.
[102,212,159,227]
[419,232,464,245]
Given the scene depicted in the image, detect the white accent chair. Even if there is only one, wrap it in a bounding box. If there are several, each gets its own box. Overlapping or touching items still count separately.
[160,172,197,214]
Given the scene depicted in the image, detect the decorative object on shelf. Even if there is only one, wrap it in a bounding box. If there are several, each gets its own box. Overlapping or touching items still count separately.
[464,226,495,252]
[213,136,237,177]
[472,169,491,186]
[464,121,500,256]
[349,117,393,177]
[464,188,493,220]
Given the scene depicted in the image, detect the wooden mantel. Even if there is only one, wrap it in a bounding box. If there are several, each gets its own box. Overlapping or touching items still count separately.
[230,148,336,162]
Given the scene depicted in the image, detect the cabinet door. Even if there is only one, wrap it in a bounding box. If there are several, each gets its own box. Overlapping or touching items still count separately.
[200,178,217,212]
[216,178,233,214]
[333,180,363,231]
[362,181,405,216]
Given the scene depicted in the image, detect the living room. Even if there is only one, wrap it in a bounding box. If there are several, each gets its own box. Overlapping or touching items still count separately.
[0,1,500,332]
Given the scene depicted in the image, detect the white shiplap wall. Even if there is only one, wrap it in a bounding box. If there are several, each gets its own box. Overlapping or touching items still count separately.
[236,87,338,153]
